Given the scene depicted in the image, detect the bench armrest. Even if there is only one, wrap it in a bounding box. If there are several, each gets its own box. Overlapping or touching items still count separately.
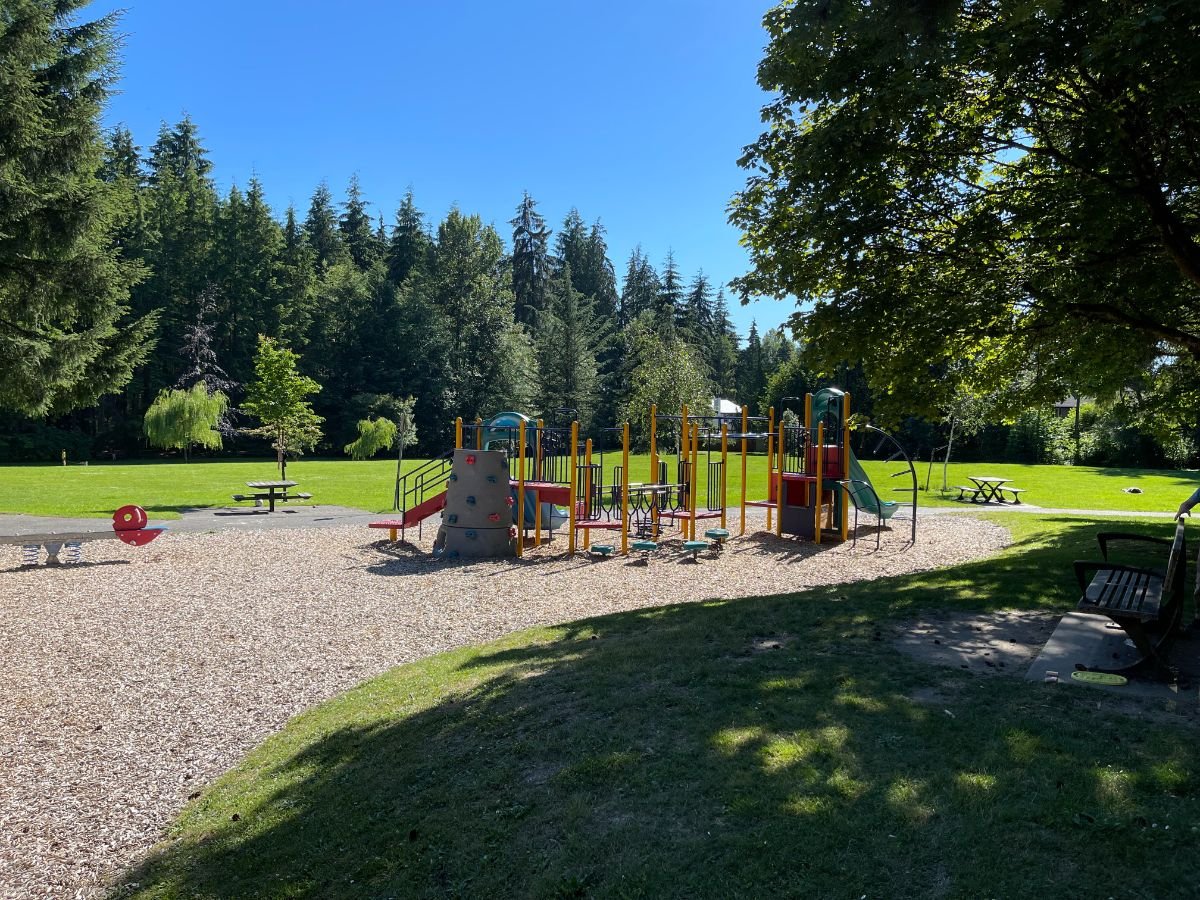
[1073,560,1164,594]
[1096,532,1172,561]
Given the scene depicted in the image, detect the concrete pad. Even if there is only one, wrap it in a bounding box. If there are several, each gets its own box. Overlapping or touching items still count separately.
[1027,612,1200,701]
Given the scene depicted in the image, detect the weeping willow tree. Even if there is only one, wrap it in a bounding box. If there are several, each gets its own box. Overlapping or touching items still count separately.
[342,397,419,510]
[344,417,398,459]
[143,384,228,461]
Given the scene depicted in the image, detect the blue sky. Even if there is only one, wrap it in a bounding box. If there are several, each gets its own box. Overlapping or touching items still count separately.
[90,0,791,338]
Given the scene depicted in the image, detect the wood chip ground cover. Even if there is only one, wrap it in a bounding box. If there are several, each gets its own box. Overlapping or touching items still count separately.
[0,513,1008,898]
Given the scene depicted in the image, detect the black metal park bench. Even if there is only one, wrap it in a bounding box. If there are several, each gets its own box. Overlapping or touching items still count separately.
[1074,518,1187,676]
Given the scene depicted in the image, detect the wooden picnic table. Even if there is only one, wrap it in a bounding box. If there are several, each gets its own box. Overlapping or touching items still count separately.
[240,480,298,513]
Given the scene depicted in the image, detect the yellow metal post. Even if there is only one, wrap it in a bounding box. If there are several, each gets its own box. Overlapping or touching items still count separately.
[740,405,748,536]
[517,424,526,558]
[621,422,630,556]
[649,403,658,483]
[455,417,463,449]
[721,422,728,530]
[775,415,784,538]
[568,421,578,555]
[815,422,825,545]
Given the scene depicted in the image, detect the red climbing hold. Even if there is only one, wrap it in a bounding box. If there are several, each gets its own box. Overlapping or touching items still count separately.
[465,454,476,465]
[488,513,501,522]
[505,496,515,507]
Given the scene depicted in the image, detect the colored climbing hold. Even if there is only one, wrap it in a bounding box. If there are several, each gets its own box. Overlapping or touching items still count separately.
[466,455,476,465]
[466,530,477,539]
[447,514,458,524]
[486,475,497,483]
[466,495,476,505]
[449,473,458,481]
[505,496,514,507]
[488,513,501,522]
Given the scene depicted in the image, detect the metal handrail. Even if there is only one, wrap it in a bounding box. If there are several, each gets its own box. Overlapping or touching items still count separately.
[396,449,453,514]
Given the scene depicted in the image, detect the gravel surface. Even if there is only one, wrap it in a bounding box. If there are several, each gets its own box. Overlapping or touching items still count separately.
[0,511,1009,898]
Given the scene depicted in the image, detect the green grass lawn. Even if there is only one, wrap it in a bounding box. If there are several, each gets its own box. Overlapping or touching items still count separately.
[116,513,1199,898]
[0,454,1196,519]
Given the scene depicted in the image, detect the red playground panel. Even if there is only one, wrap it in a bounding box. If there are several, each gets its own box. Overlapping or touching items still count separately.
[402,490,447,527]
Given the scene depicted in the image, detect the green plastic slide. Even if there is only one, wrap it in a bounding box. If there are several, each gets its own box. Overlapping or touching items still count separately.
[846,450,900,520]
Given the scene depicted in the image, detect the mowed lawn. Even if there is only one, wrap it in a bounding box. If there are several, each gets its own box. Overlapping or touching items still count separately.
[118,514,1200,898]
[0,455,1196,519]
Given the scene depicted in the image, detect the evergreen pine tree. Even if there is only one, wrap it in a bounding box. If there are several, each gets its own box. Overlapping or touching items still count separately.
[708,289,740,399]
[0,2,155,414]
[386,189,432,285]
[618,247,659,327]
[303,181,346,274]
[683,270,714,347]
[339,174,384,270]
[509,192,552,327]
[737,322,766,408]
[658,250,684,335]
[278,205,318,349]
[535,267,604,428]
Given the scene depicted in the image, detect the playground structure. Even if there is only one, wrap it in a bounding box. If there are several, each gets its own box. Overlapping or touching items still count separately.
[1,505,167,566]
[383,389,916,559]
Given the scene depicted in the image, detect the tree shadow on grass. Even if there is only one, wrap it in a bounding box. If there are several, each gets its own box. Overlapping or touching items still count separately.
[113,517,1198,899]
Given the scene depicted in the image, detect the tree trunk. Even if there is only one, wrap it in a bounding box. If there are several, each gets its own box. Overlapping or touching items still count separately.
[941,416,957,492]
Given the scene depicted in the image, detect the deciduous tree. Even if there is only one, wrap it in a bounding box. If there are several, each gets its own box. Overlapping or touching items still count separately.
[731,0,1200,420]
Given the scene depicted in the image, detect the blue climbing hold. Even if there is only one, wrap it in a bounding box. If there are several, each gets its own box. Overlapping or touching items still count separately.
[447,514,458,524]
[466,530,477,539]
[486,475,497,483]
[466,495,476,505]
[449,473,458,482]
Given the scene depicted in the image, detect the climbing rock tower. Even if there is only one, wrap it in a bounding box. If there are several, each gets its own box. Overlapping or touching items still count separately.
[433,448,515,559]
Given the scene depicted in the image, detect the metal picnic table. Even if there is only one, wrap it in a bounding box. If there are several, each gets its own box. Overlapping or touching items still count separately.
[241,480,298,513]
[968,475,1011,503]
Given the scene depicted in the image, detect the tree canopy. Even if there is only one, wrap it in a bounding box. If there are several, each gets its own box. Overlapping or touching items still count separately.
[0,0,155,415]
[731,0,1200,421]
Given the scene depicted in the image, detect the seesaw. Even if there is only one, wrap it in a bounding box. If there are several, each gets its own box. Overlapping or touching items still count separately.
[0,505,167,566]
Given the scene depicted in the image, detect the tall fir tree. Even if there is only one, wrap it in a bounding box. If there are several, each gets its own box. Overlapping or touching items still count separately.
[657,250,684,335]
[277,205,318,350]
[618,247,659,327]
[509,192,552,327]
[708,289,740,399]
[683,271,714,347]
[339,174,384,271]
[737,322,766,408]
[0,1,155,414]
[303,181,346,274]
[535,267,604,428]
[386,189,432,285]
[136,117,220,404]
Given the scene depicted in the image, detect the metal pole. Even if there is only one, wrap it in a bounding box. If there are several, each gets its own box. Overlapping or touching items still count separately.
[568,421,578,555]
[517,423,526,558]
[721,422,728,531]
[740,405,748,536]
[815,422,825,544]
[767,406,775,532]
[621,422,630,556]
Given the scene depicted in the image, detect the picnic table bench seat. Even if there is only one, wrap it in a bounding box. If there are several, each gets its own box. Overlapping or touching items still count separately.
[1073,520,1187,675]
[1000,487,1025,503]
[954,485,983,502]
